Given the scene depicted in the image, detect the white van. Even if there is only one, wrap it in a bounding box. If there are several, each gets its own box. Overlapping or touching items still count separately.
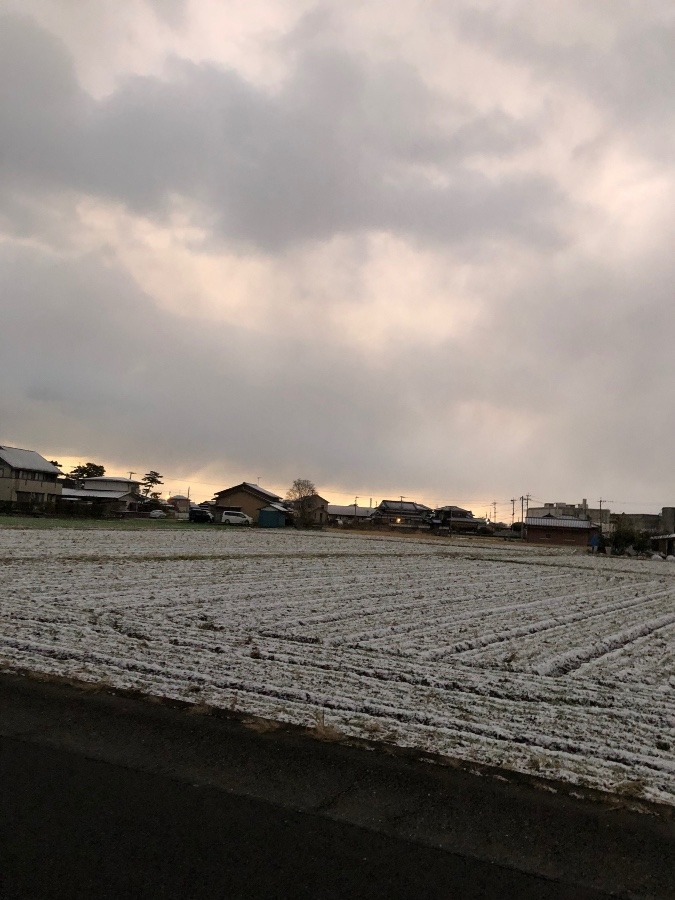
[220,510,253,526]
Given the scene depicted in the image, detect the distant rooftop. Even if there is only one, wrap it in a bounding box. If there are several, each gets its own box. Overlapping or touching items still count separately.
[61,488,129,500]
[214,482,282,502]
[0,446,61,475]
[242,482,282,500]
[82,476,140,483]
[525,516,594,529]
[377,500,432,513]
[328,505,373,518]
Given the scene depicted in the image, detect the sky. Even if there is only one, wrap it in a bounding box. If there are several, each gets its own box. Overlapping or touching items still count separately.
[1,1,674,517]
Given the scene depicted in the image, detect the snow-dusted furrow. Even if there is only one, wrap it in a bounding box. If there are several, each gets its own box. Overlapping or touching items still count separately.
[1,525,674,805]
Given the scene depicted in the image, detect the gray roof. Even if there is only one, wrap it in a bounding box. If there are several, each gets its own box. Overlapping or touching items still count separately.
[61,488,129,500]
[0,446,61,475]
[328,505,373,518]
[242,482,282,500]
[82,476,140,487]
[525,516,593,529]
[377,500,432,513]
[215,482,281,502]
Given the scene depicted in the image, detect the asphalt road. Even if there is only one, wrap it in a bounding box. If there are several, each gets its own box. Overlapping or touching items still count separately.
[1,674,673,898]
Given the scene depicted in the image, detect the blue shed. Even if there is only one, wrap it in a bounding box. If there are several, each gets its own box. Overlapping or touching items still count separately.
[258,505,287,528]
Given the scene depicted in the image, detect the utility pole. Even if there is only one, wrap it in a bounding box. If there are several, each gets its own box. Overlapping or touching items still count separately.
[510,498,516,527]
[492,500,497,523]
[598,498,612,531]
[520,495,530,540]
[354,495,358,520]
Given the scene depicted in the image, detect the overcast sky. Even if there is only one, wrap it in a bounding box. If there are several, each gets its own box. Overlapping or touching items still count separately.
[1,1,674,515]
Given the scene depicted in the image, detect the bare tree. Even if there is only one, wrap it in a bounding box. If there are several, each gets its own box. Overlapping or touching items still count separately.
[286,478,317,527]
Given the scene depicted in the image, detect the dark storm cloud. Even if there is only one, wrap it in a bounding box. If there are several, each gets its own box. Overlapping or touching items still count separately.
[0,13,560,252]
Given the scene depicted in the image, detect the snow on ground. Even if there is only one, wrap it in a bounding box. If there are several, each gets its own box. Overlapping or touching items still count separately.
[1,524,674,805]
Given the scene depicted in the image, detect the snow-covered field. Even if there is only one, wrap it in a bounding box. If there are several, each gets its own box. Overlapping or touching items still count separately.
[2,525,674,805]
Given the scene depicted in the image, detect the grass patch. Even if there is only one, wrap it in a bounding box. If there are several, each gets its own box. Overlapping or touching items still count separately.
[0,515,203,531]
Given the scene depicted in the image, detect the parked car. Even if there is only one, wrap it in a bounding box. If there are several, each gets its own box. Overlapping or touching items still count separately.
[220,510,253,526]
[189,507,214,523]
[148,509,167,519]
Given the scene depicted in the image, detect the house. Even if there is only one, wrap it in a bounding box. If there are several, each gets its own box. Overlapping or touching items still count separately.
[433,506,488,533]
[327,504,374,525]
[80,476,142,495]
[525,514,598,547]
[528,500,612,534]
[0,446,62,508]
[213,482,289,526]
[372,500,432,528]
[59,476,144,515]
[168,494,191,516]
[287,493,330,527]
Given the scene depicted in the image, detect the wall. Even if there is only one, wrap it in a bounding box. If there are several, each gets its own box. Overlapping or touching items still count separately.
[526,527,590,547]
[0,466,61,504]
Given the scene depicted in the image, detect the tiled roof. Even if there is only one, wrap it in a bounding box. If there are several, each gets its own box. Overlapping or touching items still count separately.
[0,446,61,475]
[377,500,432,513]
[61,489,129,500]
[216,482,281,501]
[242,482,282,500]
[525,516,593,529]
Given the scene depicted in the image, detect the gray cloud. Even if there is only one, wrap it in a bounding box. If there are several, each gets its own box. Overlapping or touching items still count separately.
[0,13,559,252]
[1,3,674,509]
[458,4,675,158]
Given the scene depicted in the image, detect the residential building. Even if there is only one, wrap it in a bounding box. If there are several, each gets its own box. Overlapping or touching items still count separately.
[527,500,611,533]
[168,494,191,515]
[80,476,142,494]
[59,476,143,514]
[372,500,432,527]
[213,482,288,525]
[327,504,374,525]
[525,514,597,547]
[433,506,488,533]
[0,446,62,507]
[287,493,329,527]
